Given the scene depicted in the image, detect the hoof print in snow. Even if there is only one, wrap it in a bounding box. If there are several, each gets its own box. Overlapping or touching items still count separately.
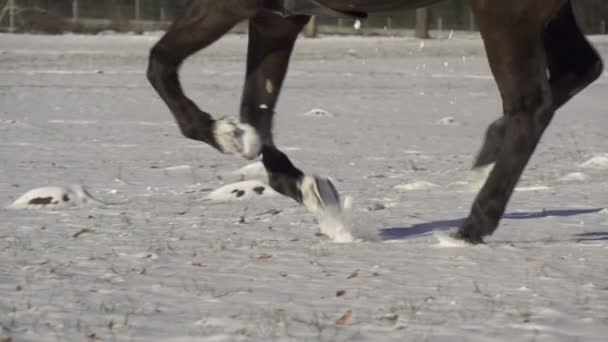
[7,185,103,210]
[303,108,335,118]
[204,180,278,202]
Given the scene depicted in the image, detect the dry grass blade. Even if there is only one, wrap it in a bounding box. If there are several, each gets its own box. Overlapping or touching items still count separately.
[257,253,273,260]
[73,228,95,238]
[347,270,359,279]
[336,309,352,325]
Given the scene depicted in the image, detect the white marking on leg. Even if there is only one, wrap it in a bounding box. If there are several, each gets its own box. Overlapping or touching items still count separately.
[213,118,262,160]
[265,79,274,94]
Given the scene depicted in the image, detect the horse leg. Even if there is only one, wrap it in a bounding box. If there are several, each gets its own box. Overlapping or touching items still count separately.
[472,0,603,169]
[240,13,309,146]
[455,1,559,244]
[543,0,604,106]
[240,13,341,212]
[147,1,261,159]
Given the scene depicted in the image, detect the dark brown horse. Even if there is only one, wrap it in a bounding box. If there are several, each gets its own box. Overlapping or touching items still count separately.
[147,0,603,243]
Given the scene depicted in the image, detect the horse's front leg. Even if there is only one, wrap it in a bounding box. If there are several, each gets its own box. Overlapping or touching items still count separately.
[240,13,341,215]
[455,1,560,244]
[147,1,261,159]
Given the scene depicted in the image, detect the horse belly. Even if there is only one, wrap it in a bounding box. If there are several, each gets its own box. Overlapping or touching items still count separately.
[318,0,443,12]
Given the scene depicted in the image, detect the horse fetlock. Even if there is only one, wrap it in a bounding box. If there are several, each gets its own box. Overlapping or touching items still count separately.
[213,118,262,160]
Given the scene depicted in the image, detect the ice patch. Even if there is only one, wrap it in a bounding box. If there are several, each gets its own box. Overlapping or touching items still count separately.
[515,185,551,192]
[436,116,459,125]
[6,184,104,210]
[579,155,608,169]
[203,180,278,202]
[163,165,193,176]
[48,119,98,125]
[394,181,438,191]
[303,108,335,118]
[559,172,589,182]
[431,73,493,80]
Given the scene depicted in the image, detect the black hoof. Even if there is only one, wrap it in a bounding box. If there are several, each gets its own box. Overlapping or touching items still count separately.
[451,229,484,245]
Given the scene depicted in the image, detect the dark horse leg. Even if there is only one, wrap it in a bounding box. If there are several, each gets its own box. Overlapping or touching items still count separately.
[240,12,341,210]
[472,0,603,169]
[148,1,340,214]
[147,2,261,159]
[455,0,594,244]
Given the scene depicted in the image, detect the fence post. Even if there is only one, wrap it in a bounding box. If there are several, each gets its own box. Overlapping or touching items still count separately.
[8,0,15,32]
[72,0,79,22]
[415,8,429,39]
[134,0,142,32]
[304,16,317,38]
[135,0,141,21]
[469,7,476,31]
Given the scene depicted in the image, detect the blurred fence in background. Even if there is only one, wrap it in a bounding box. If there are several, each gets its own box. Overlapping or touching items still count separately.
[1,0,607,36]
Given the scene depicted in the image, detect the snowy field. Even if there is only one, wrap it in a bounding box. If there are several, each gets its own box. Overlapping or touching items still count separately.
[1,32,608,341]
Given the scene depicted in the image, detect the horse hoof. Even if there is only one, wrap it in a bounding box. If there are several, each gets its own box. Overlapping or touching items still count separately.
[450,230,483,245]
[213,118,262,160]
[299,175,341,214]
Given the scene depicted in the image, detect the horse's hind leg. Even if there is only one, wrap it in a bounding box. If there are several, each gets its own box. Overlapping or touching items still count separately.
[147,1,260,158]
[455,1,558,243]
[472,0,603,169]
[543,0,603,107]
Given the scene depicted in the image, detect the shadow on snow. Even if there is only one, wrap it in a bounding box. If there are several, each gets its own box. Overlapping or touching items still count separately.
[381,208,605,241]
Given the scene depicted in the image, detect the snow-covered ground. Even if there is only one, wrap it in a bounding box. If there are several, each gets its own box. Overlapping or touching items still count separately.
[1,32,607,341]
